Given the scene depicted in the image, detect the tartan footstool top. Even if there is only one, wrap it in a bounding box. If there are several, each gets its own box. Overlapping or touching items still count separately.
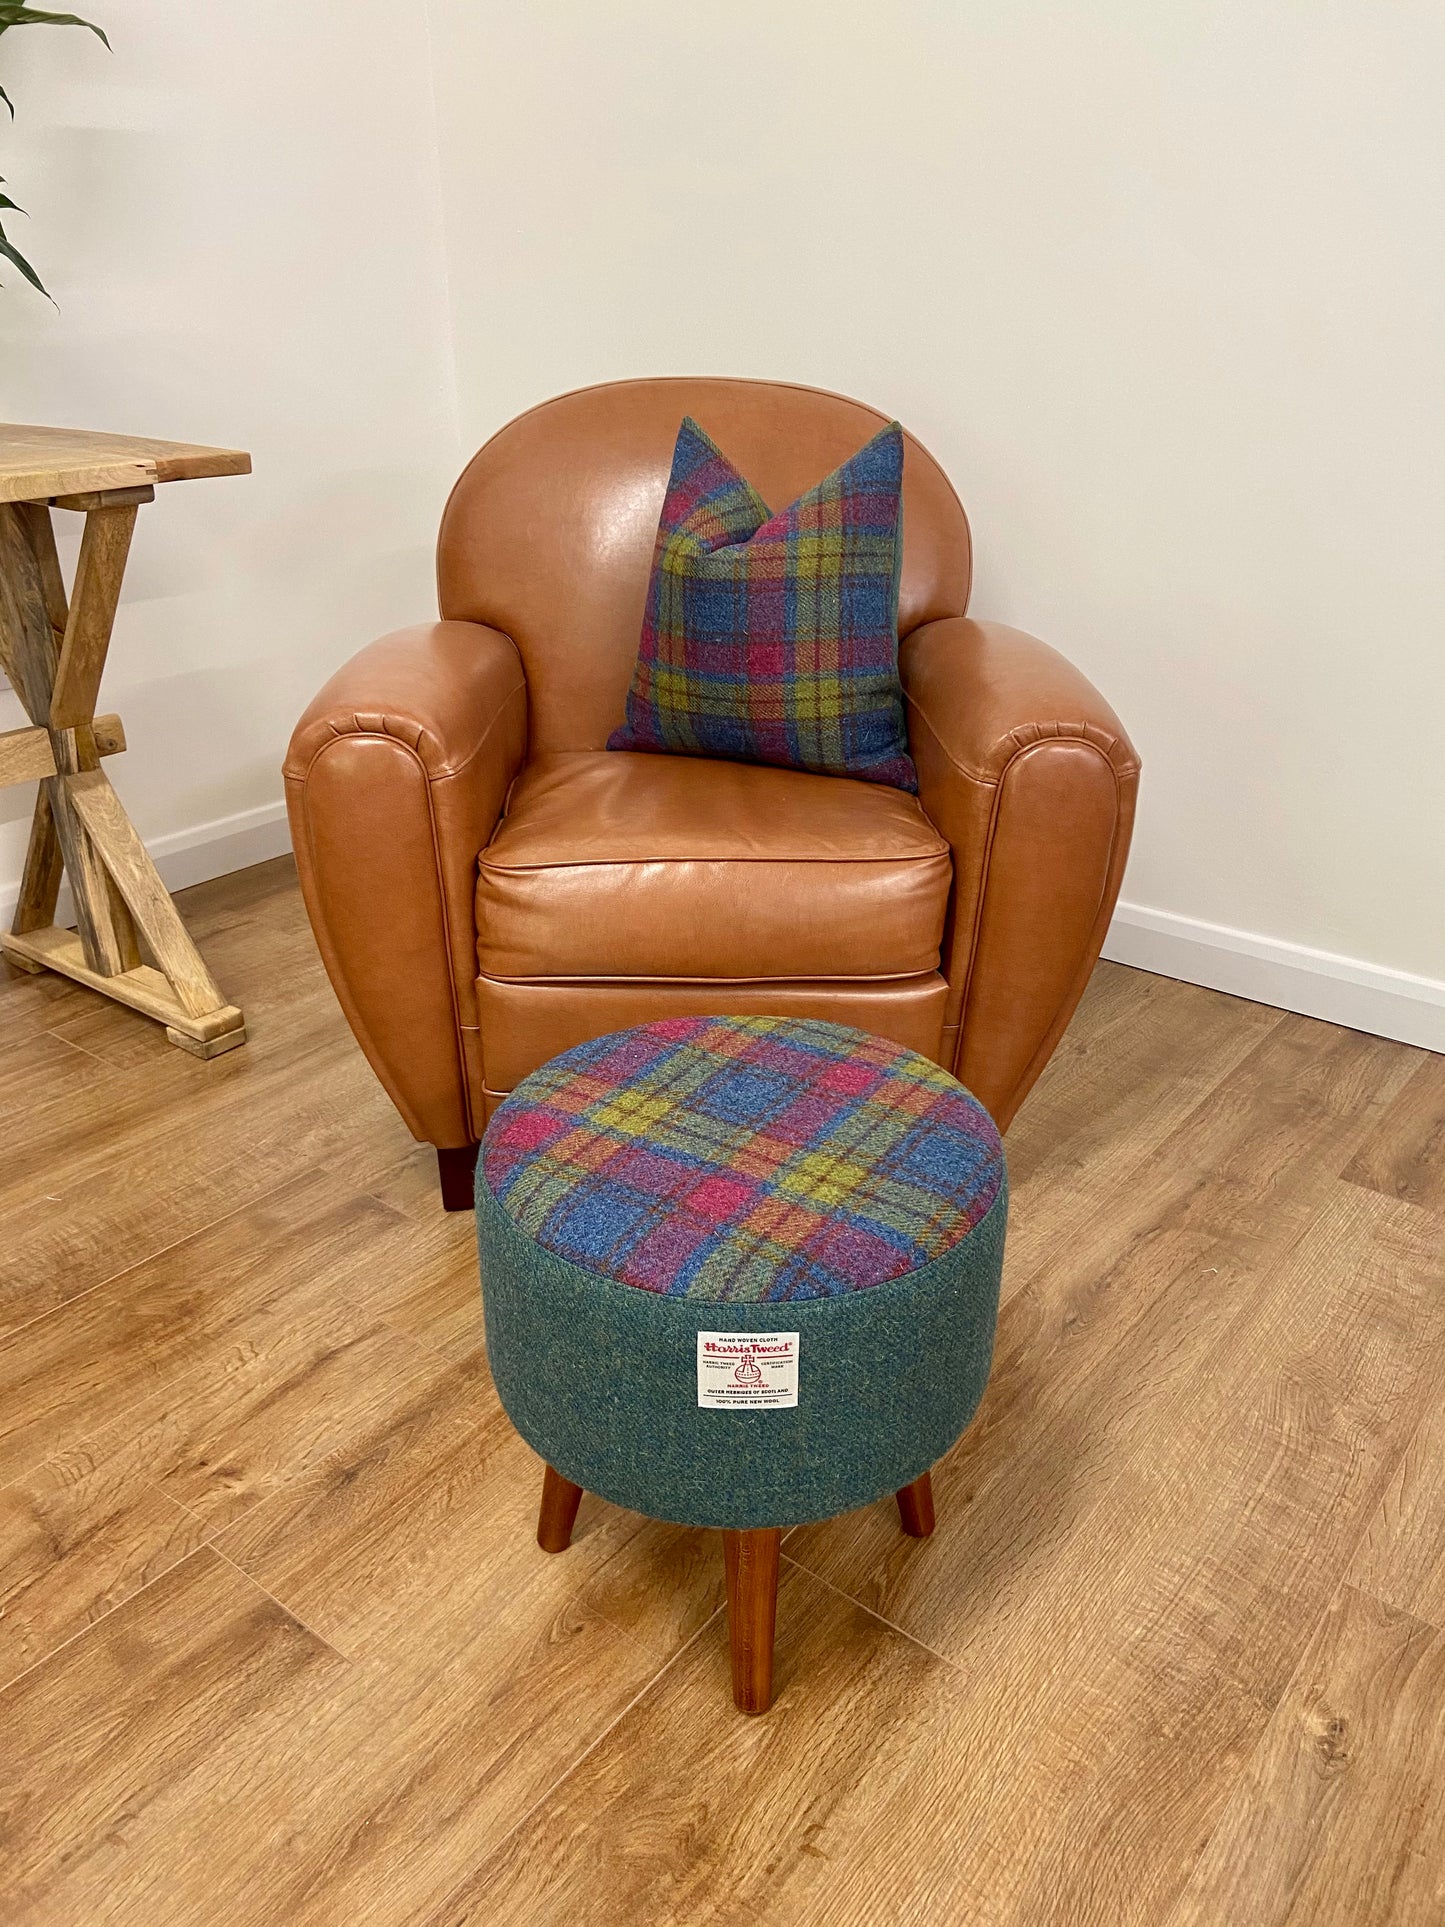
[481,1016,1004,1304]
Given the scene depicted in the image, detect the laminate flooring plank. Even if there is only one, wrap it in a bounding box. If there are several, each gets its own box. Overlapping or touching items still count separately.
[790,1022,1423,1644]
[0,861,408,1330]
[0,1449,205,1690]
[4,860,1438,1927]
[1346,1393,1445,1631]
[214,1350,641,1666]
[363,1152,490,1362]
[438,1559,1255,1927]
[202,1370,693,1923]
[1001,999,1360,1299]
[0,1031,411,1332]
[0,1548,348,1927]
[1165,1585,1445,1927]
[156,1321,462,1531]
[579,1515,730,1664]
[777,1193,1444,1919]
[0,1171,412,1486]
[1005,963,1282,1197]
[1342,1050,1445,1215]
[795,1179,1442,1683]
[0,1307,469,1688]
[0,1310,470,1688]
[1,1353,670,1925]
[217,1593,665,1927]
[0,1026,111,1120]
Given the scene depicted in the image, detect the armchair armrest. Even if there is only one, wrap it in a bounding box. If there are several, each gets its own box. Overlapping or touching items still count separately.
[284,621,527,1146]
[901,617,1140,1129]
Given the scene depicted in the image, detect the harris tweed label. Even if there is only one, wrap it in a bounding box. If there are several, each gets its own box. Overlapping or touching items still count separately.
[697,1333,799,1409]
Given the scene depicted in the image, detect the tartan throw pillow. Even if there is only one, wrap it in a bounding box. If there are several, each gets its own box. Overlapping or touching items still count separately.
[606,416,917,791]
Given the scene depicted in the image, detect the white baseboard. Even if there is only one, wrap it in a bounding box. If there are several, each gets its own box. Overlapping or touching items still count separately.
[0,798,292,934]
[1104,900,1445,1055]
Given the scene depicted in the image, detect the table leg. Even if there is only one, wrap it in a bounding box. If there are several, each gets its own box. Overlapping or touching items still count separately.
[0,496,245,1055]
[9,781,64,945]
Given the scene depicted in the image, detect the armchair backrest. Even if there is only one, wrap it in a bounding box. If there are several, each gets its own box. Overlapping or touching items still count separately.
[437,377,972,753]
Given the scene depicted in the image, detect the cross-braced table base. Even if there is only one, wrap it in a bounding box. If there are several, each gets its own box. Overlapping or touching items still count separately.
[0,484,246,1058]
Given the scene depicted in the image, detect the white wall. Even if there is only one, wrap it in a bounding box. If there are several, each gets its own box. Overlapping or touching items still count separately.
[1,0,460,910]
[6,4,1442,1045]
[425,1,1445,1044]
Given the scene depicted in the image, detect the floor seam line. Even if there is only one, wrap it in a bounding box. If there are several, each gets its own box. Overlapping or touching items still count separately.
[780,1552,968,1671]
[0,1167,328,1350]
[207,1545,352,1662]
[0,1543,221,1698]
[439,1603,726,1891]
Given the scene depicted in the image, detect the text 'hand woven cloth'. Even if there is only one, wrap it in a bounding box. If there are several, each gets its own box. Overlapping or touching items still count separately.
[607,417,916,789]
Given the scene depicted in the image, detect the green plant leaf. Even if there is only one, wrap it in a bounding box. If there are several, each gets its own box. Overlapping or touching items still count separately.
[0,6,108,298]
[0,227,53,300]
[0,6,108,47]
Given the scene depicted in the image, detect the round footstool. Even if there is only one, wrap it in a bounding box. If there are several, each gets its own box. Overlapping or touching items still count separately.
[475,1015,1006,1712]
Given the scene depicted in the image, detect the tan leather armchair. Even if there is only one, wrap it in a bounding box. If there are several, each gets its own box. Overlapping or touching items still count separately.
[285,378,1139,1208]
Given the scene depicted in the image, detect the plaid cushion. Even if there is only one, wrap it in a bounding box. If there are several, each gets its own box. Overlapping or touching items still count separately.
[607,417,917,791]
[481,1017,1003,1304]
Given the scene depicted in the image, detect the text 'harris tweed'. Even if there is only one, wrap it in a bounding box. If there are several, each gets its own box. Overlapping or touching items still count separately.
[481,1017,1003,1303]
[607,416,917,790]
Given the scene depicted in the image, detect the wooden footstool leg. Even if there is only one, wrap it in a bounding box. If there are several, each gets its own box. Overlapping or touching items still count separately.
[537,1464,584,1553]
[723,1526,781,1714]
[896,1470,936,1538]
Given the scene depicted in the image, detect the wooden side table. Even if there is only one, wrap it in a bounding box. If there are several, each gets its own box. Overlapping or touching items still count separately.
[0,424,252,1058]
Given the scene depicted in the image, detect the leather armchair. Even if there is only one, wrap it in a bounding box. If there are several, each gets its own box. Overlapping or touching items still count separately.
[285,378,1139,1208]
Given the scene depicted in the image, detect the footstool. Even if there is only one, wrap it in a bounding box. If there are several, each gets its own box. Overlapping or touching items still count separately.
[474,1015,1007,1713]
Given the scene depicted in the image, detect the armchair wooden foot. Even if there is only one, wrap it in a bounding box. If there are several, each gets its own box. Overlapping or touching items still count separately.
[437,1142,480,1211]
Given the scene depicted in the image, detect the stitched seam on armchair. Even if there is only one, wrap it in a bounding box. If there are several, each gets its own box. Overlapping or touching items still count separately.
[954,737,1125,1096]
[302,733,477,1142]
[477,850,949,874]
[903,687,1140,787]
[475,969,946,988]
[290,675,526,785]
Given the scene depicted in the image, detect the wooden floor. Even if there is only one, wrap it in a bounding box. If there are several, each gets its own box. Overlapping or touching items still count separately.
[2,858,1444,1926]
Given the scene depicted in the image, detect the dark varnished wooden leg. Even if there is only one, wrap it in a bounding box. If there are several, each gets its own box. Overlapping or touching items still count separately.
[723,1527,781,1714]
[537,1464,584,1553]
[896,1470,936,1538]
[437,1142,480,1212]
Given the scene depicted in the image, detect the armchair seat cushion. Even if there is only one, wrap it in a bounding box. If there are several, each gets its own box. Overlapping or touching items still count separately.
[475,752,951,983]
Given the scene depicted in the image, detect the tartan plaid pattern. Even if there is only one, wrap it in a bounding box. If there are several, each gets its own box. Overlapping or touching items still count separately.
[607,416,917,791]
[481,1017,1003,1304]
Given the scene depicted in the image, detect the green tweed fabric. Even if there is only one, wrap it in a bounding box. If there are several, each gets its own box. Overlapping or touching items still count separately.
[476,1173,1007,1529]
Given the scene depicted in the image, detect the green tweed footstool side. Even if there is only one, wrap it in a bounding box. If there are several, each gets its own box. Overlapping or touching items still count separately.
[475,1014,1007,1713]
